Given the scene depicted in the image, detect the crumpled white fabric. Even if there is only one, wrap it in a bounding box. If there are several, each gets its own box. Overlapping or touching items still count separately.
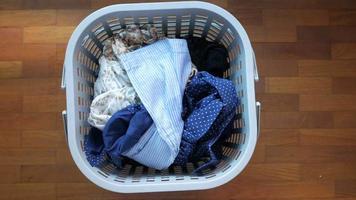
[88,24,162,130]
[88,87,138,130]
[94,56,132,97]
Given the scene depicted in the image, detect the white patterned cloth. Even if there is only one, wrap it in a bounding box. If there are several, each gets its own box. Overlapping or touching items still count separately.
[88,87,138,130]
[88,24,162,130]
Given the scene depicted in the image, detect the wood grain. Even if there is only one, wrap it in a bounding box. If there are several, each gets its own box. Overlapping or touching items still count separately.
[300,95,356,111]
[300,129,356,145]
[265,77,332,94]
[0,1,355,199]
[299,60,356,77]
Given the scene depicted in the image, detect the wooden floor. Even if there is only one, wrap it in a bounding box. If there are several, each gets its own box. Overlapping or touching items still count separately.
[1,0,356,199]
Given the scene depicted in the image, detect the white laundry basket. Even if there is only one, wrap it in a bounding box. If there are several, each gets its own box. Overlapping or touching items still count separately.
[61,1,260,193]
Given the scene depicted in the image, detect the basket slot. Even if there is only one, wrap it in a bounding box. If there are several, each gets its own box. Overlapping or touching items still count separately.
[124,17,135,25]
[166,15,177,38]
[138,16,149,25]
[213,21,228,42]
[152,16,163,35]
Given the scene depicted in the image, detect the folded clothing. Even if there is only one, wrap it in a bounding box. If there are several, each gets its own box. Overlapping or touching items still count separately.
[186,37,229,77]
[174,71,239,173]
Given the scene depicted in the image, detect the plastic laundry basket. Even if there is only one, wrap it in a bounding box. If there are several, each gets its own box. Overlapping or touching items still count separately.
[61,1,260,193]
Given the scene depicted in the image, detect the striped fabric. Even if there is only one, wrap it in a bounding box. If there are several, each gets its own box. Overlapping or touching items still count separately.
[119,39,192,169]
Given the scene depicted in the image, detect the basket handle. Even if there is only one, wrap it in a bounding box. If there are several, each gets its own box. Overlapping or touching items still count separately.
[256,102,261,137]
[252,50,259,82]
[62,110,68,144]
[61,64,66,90]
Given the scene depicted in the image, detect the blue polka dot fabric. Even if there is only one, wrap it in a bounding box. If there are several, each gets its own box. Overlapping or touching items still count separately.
[174,71,239,174]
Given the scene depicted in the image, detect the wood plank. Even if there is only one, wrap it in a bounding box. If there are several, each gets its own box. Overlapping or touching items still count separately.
[56,44,67,62]
[22,60,59,78]
[20,165,86,183]
[0,131,21,148]
[257,59,298,77]
[265,77,332,94]
[56,183,123,200]
[239,163,301,181]
[227,181,334,199]
[0,44,23,61]
[257,94,299,111]
[22,0,91,9]
[297,26,330,42]
[22,130,66,148]
[227,0,297,9]
[259,129,299,145]
[0,0,23,10]
[56,148,75,165]
[300,95,356,111]
[262,112,333,129]
[299,60,356,77]
[264,25,297,42]
[0,165,20,183]
[22,44,56,62]
[332,43,356,59]
[255,77,265,94]
[300,129,356,145]
[0,78,61,95]
[245,25,265,42]
[262,9,296,27]
[333,77,356,94]
[330,10,356,25]
[0,61,22,79]
[23,26,75,44]
[330,26,356,42]
[0,183,55,200]
[334,112,356,128]
[266,145,356,163]
[302,163,356,181]
[0,95,22,112]
[249,143,265,163]
[0,27,22,44]
[296,42,331,59]
[231,9,263,26]
[0,113,61,131]
[0,10,56,26]
[57,9,92,26]
[296,0,356,9]
[296,10,329,25]
[18,113,62,130]
[23,94,65,112]
[253,43,297,59]
[0,149,56,165]
[335,180,356,197]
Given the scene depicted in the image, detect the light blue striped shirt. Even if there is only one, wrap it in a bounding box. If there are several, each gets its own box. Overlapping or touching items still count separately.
[118,39,192,169]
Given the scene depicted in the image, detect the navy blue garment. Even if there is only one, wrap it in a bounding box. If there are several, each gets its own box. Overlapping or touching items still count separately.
[84,127,106,167]
[174,71,239,173]
[84,104,153,167]
[185,37,229,77]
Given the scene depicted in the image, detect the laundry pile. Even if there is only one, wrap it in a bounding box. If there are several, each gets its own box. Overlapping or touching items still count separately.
[84,24,239,174]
